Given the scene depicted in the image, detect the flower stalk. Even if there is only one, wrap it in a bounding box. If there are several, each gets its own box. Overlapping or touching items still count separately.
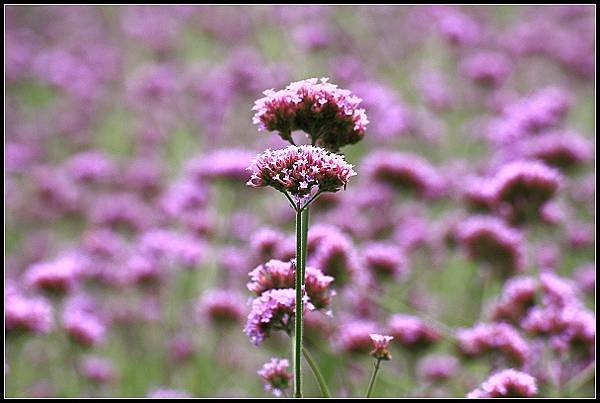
[365,358,382,398]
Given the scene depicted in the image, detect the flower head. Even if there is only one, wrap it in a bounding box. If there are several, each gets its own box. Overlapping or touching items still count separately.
[258,358,292,397]
[467,369,537,398]
[369,334,394,360]
[252,77,368,151]
[247,145,356,208]
[244,288,313,345]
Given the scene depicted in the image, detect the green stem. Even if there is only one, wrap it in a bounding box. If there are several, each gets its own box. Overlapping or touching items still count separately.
[300,207,309,283]
[302,347,331,398]
[294,207,303,398]
[365,358,382,398]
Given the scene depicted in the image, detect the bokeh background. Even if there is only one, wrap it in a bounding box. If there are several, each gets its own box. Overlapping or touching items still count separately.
[4,5,595,398]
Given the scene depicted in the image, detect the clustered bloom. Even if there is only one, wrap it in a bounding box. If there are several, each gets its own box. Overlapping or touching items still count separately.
[457,322,530,365]
[252,77,368,151]
[361,150,446,198]
[186,148,255,182]
[244,288,313,346]
[80,356,117,384]
[386,314,441,349]
[246,259,335,310]
[416,354,459,382]
[360,242,407,280]
[196,289,245,325]
[369,334,394,361]
[455,215,525,275]
[335,319,378,354]
[467,369,538,398]
[246,145,356,207]
[5,289,53,335]
[257,358,292,397]
[491,276,537,322]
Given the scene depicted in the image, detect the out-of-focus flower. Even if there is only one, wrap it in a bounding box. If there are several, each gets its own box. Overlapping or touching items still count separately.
[461,51,512,88]
[24,254,84,295]
[247,145,356,207]
[416,354,459,382]
[455,215,525,275]
[64,150,116,185]
[467,369,538,398]
[80,356,117,384]
[369,334,394,360]
[186,149,255,183]
[362,151,446,198]
[147,388,192,398]
[489,160,562,224]
[196,289,245,325]
[360,242,407,281]
[457,322,530,365]
[5,289,53,335]
[386,314,441,349]
[258,358,292,397]
[574,263,595,295]
[513,130,593,171]
[335,320,379,354]
[62,296,107,347]
[252,77,368,151]
[491,276,537,322]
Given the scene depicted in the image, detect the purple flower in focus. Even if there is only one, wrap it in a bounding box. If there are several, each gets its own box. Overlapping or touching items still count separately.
[252,77,368,151]
[247,145,356,208]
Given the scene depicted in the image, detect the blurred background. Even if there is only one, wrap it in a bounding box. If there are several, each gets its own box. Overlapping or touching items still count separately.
[4,5,595,398]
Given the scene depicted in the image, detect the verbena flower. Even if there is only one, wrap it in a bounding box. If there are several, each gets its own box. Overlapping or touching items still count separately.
[186,148,255,182]
[258,358,292,397]
[247,145,356,208]
[386,314,441,349]
[196,289,245,325]
[455,215,525,275]
[244,288,313,346]
[24,254,83,295]
[5,288,53,335]
[80,356,117,384]
[457,322,530,365]
[369,334,394,360]
[416,354,459,382]
[252,77,368,151]
[467,369,538,398]
[247,259,335,310]
[491,276,537,322]
[62,296,107,347]
[362,150,446,198]
[360,242,407,280]
[334,320,378,354]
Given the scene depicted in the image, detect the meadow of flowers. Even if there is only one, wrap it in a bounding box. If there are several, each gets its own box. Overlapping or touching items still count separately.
[4,5,596,398]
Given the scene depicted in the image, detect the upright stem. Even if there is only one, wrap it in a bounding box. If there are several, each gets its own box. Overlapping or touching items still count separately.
[365,359,382,398]
[300,207,310,283]
[294,207,303,398]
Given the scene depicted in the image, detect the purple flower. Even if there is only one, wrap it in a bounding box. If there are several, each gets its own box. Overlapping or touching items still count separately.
[244,288,313,346]
[362,150,446,198]
[457,322,530,366]
[513,130,593,170]
[24,254,84,295]
[5,288,53,335]
[416,354,459,382]
[334,319,379,354]
[257,358,292,397]
[186,149,256,182]
[491,276,537,322]
[489,160,562,224]
[62,296,107,347]
[196,289,245,325]
[64,150,116,185]
[250,227,285,261]
[467,369,537,398]
[369,334,394,360]
[455,215,525,275]
[386,314,441,348]
[147,388,192,398]
[360,242,407,281]
[252,77,368,151]
[80,356,117,384]
[247,259,335,310]
[247,145,356,208]
[461,51,512,88]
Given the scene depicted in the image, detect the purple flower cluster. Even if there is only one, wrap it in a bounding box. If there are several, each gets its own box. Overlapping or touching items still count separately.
[252,77,368,151]
[467,368,537,398]
[247,145,356,207]
[257,358,292,397]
